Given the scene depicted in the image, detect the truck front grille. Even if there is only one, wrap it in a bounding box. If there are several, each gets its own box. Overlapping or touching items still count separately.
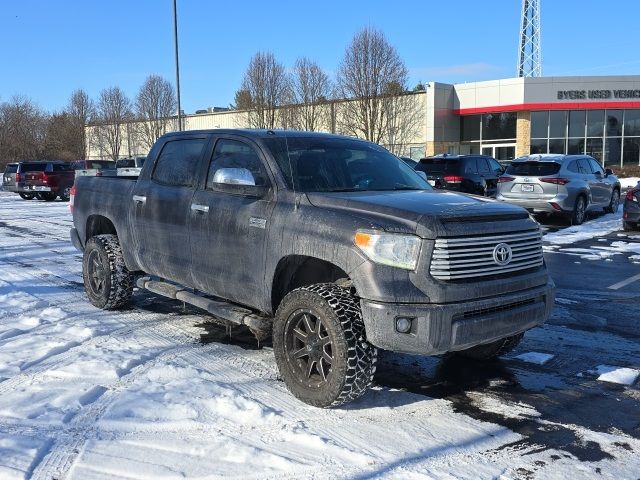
[430,229,543,280]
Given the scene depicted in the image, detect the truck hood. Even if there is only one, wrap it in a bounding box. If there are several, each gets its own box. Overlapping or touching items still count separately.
[305,190,533,238]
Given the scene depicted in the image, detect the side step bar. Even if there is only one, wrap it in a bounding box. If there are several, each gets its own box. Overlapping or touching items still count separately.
[136,277,272,340]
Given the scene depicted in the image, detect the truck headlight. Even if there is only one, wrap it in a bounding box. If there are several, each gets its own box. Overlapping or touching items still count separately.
[354,230,421,270]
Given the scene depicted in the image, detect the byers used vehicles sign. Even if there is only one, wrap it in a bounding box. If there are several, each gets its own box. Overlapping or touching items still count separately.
[557,89,640,100]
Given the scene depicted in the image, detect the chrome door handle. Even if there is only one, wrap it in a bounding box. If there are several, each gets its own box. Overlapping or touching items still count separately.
[132,195,146,204]
[191,203,209,213]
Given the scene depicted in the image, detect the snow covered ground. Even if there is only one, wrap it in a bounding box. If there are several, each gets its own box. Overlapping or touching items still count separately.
[0,191,638,479]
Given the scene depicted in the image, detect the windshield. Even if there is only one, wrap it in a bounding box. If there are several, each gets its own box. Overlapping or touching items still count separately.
[263,136,431,192]
[506,161,561,176]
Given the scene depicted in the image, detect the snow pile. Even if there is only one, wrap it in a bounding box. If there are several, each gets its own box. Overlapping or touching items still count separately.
[543,210,623,245]
[619,177,640,190]
[591,365,639,386]
[513,352,555,365]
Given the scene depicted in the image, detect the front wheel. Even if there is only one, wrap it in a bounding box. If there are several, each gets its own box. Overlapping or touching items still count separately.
[82,234,133,310]
[18,192,35,200]
[454,333,524,360]
[273,283,377,408]
[605,189,620,214]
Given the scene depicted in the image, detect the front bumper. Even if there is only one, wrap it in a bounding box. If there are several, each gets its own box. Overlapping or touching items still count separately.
[360,280,555,355]
[496,193,571,213]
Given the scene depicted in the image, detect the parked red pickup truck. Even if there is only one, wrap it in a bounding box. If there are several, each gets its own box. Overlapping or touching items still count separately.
[24,161,75,201]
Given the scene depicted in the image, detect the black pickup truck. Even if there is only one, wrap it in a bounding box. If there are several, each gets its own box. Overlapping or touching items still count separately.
[71,129,555,407]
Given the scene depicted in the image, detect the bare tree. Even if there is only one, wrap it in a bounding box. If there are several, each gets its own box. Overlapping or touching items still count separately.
[0,96,49,168]
[235,52,289,129]
[65,89,95,159]
[94,87,132,160]
[381,83,424,156]
[336,27,409,144]
[135,75,177,150]
[288,57,332,131]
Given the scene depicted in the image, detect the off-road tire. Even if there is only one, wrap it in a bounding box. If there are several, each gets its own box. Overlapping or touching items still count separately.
[18,193,35,200]
[455,333,524,360]
[273,283,377,408]
[605,189,620,214]
[570,195,587,225]
[623,221,636,231]
[82,234,133,310]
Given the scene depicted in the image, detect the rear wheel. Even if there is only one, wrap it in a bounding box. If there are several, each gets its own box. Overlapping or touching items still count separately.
[455,333,524,360]
[18,193,35,200]
[570,195,586,225]
[59,186,71,202]
[605,189,620,214]
[273,283,377,408]
[82,234,133,310]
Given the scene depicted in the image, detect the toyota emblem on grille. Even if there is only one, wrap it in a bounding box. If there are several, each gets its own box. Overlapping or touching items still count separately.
[493,243,513,266]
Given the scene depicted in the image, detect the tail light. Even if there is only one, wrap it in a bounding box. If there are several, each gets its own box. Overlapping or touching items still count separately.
[443,175,464,183]
[42,173,49,184]
[498,176,515,183]
[626,189,639,202]
[540,177,570,185]
[96,171,102,177]
[15,172,22,182]
[69,185,77,213]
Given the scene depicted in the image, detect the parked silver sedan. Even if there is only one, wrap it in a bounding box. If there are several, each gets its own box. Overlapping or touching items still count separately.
[496,154,621,225]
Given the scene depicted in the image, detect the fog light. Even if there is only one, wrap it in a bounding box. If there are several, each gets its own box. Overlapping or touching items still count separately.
[395,317,413,334]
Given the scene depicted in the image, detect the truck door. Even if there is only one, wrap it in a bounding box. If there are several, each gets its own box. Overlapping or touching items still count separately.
[131,135,209,286]
[189,136,275,309]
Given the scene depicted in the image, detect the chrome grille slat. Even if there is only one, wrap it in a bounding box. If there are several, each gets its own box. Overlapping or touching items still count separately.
[432,240,542,258]
[430,229,544,280]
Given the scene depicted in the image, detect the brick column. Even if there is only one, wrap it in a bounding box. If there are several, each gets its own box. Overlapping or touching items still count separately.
[516,111,531,157]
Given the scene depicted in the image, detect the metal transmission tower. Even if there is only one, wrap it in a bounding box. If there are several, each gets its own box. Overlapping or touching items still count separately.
[517,0,542,77]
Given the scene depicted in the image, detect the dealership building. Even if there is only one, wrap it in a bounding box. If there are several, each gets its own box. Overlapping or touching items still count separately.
[425,75,640,166]
[87,75,640,167]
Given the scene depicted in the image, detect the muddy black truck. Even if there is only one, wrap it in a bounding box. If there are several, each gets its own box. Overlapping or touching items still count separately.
[70,130,555,407]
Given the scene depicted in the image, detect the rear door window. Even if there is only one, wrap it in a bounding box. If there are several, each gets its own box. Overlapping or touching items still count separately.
[152,138,207,187]
[506,161,561,176]
[476,158,492,174]
[416,158,461,175]
[463,158,478,174]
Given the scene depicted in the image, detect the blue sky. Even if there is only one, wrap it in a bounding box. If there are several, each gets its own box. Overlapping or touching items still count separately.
[2,0,639,113]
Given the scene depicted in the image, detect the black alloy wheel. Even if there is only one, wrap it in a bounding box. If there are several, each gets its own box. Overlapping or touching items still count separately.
[18,192,35,200]
[571,196,586,225]
[86,248,107,298]
[284,309,334,385]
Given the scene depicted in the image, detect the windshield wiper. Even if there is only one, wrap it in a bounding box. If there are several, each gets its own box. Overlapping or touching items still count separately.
[393,184,423,191]
[324,187,362,192]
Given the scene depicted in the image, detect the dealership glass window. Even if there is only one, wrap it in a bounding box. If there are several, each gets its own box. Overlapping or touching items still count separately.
[624,110,640,136]
[586,110,605,137]
[605,110,623,137]
[530,139,548,154]
[482,112,516,140]
[461,115,481,141]
[586,138,603,163]
[605,137,622,167]
[568,110,586,138]
[567,138,585,155]
[548,111,567,138]
[530,111,549,138]
[623,138,640,166]
[548,138,565,154]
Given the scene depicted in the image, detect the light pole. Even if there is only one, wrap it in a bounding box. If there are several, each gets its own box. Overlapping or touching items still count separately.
[173,0,182,131]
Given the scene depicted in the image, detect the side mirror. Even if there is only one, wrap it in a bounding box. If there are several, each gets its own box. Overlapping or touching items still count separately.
[211,167,268,197]
[212,167,256,186]
[605,168,614,176]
